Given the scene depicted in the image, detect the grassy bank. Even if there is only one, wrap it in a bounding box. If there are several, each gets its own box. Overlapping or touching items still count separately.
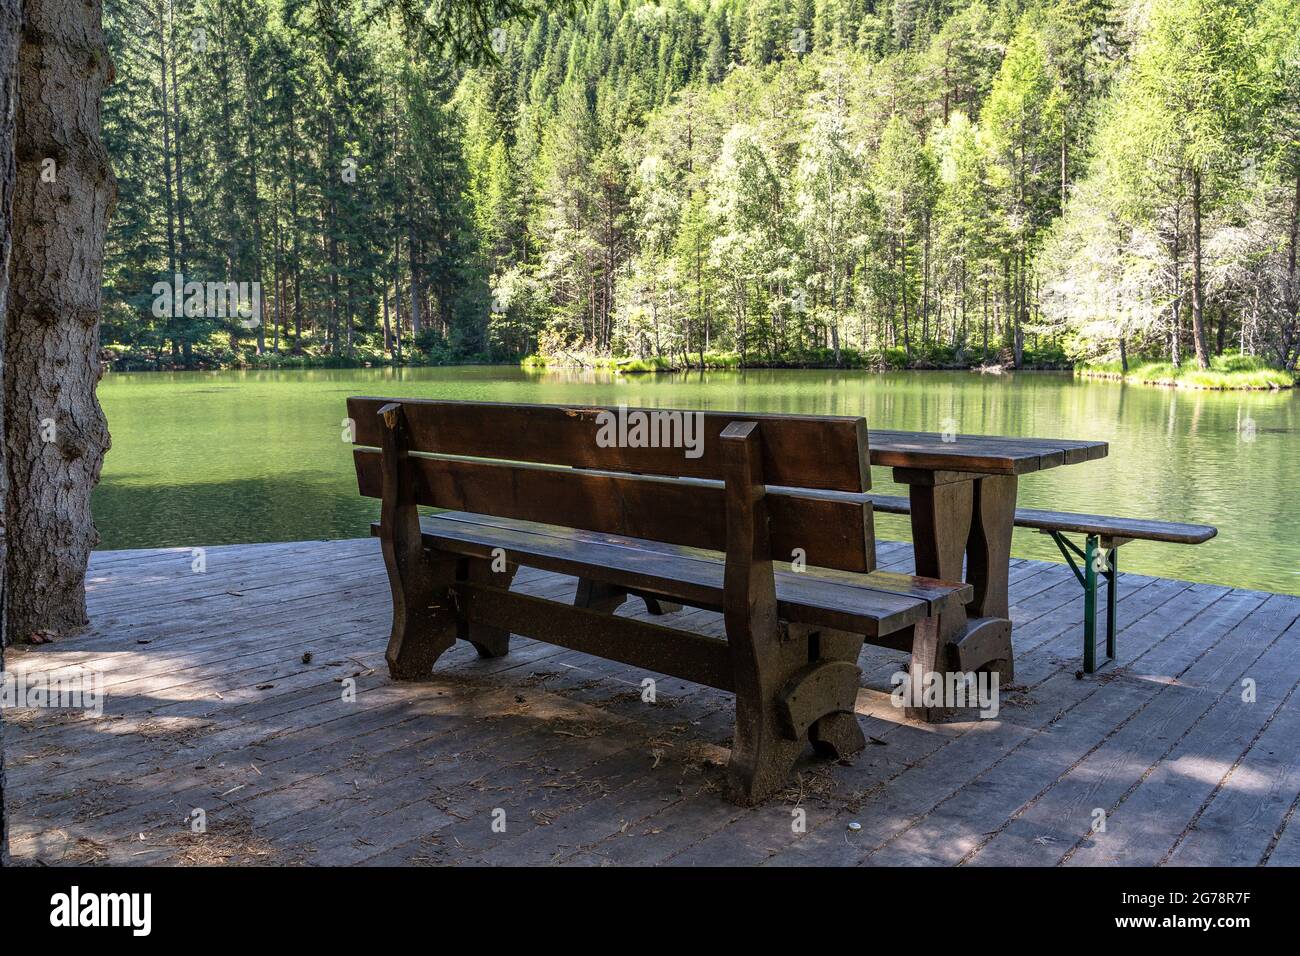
[1077,354,1295,390]
[522,343,1071,373]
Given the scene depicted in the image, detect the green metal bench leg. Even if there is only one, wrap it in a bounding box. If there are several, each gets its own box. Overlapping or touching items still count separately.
[1106,547,1118,663]
[1083,535,1098,673]
[1046,530,1117,674]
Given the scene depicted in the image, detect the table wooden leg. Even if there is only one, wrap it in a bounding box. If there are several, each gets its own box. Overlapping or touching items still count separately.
[966,475,1017,619]
[960,475,1017,681]
[901,475,972,720]
[894,469,1016,716]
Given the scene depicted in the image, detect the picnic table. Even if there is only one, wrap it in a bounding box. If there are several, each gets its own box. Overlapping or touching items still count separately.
[863,429,1108,683]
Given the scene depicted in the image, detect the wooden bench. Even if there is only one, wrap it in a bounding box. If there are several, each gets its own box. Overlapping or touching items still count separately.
[348,398,973,803]
[865,494,1216,673]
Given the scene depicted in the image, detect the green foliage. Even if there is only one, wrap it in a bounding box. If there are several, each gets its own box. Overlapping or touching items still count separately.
[101,0,1300,374]
[1078,352,1295,389]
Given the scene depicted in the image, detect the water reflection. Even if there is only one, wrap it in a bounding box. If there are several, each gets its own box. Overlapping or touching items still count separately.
[94,367,1299,594]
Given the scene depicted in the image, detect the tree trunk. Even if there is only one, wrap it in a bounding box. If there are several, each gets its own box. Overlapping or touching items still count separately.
[1013,247,1025,368]
[169,0,186,274]
[156,6,175,284]
[4,0,114,641]
[243,45,264,354]
[920,214,930,347]
[1289,169,1299,318]
[1060,120,1068,216]
[1283,169,1299,370]
[1189,170,1210,369]
[899,230,911,357]
[382,276,392,353]
[0,0,22,864]
[170,12,190,369]
[408,227,422,337]
[288,94,302,351]
[1169,196,1182,367]
[981,278,988,359]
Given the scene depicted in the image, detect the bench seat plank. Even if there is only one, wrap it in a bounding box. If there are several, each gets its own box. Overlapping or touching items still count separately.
[432,511,969,613]
[368,512,972,638]
[1008,508,1217,544]
[863,494,1216,544]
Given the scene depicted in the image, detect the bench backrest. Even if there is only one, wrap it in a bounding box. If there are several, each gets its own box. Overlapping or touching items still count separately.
[348,397,877,573]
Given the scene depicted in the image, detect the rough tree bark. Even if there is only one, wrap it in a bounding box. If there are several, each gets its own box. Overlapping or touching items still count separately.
[0,0,21,866]
[4,0,114,642]
[1189,169,1211,369]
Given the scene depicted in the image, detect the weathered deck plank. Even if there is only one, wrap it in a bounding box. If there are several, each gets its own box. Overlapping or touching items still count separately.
[4,537,1295,867]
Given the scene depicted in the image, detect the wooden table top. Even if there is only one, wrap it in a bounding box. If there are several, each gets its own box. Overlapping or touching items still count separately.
[868,429,1108,476]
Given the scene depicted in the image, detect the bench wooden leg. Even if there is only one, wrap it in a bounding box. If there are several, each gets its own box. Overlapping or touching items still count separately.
[720,422,866,803]
[726,618,810,805]
[721,421,802,803]
[805,629,867,759]
[377,402,462,680]
[808,712,866,758]
[947,617,1014,679]
[728,625,866,802]
[383,547,460,680]
[640,595,683,615]
[575,577,682,616]
[461,558,518,658]
[574,578,629,613]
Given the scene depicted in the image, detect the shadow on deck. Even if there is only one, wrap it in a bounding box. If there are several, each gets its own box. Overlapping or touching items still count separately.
[4,537,1298,866]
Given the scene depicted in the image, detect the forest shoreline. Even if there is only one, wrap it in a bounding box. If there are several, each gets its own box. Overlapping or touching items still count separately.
[100,354,1297,390]
[101,354,1068,375]
[101,346,1296,391]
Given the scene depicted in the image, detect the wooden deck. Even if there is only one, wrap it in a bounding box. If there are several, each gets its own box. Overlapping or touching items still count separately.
[5,536,1298,867]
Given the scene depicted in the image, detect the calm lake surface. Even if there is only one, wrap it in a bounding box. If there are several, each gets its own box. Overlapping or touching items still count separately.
[94,367,1299,595]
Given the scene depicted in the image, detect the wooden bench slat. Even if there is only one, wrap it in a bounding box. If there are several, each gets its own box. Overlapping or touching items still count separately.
[431,511,968,615]
[354,448,874,572]
[863,493,1216,544]
[1007,507,1217,544]
[347,397,870,493]
[367,513,961,637]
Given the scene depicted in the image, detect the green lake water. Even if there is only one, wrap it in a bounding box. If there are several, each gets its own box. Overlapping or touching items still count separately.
[93,367,1299,595]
